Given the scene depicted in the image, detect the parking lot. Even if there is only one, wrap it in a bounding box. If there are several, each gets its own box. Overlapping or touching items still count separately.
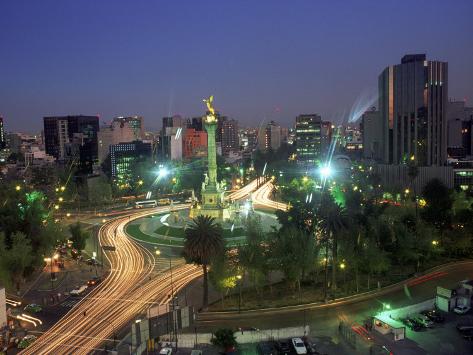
[403,312,473,354]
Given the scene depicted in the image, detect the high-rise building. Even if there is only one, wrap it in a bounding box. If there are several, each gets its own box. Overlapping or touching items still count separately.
[0,117,5,150]
[109,140,152,180]
[361,108,382,160]
[219,118,239,156]
[295,114,322,164]
[159,115,185,161]
[190,117,204,131]
[98,116,144,163]
[43,115,99,173]
[183,128,207,159]
[447,100,473,158]
[379,54,448,166]
[258,121,282,151]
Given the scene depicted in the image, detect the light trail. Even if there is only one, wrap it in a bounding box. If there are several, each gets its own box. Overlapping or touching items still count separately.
[21,205,202,355]
[226,178,259,201]
[252,180,288,211]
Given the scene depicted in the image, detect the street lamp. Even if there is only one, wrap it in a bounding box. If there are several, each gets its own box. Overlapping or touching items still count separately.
[432,240,439,246]
[340,262,347,294]
[15,185,21,191]
[236,274,242,313]
[319,165,333,180]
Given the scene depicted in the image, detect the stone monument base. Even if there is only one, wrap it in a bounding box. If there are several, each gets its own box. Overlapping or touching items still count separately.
[189,205,231,221]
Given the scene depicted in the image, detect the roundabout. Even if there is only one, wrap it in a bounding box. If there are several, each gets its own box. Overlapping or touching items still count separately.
[125,207,280,248]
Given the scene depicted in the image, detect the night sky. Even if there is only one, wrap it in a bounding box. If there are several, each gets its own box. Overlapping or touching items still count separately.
[1,0,472,132]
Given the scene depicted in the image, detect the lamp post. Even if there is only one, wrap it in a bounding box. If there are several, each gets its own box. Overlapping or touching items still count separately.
[236,274,242,313]
[340,262,346,294]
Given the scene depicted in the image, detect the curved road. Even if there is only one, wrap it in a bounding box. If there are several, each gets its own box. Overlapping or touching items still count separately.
[252,180,287,211]
[22,206,202,354]
[197,262,473,334]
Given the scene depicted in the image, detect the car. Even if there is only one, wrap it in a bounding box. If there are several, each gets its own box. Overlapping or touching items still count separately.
[238,326,259,332]
[70,285,88,296]
[456,322,473,333]
[454,305,471,314]
[87,276,102,286]
[190,351,202,355]
[23,304,42,313]
[276,340,293,355]
[257,341,278,355]
[292,338,307,354]
[421,309,445,323]
[413,314,434,328]
[462,328,473,340]
[401,318,422,331]
[17,335,37,349]
[159,347,173,355]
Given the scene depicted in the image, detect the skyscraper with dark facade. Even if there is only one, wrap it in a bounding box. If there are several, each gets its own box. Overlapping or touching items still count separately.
[379,54,448,166]
[109,140,152,180]
[43,115,99,173]
[219,117,239,156]
[295,114,322,164]
[0,117,5,150]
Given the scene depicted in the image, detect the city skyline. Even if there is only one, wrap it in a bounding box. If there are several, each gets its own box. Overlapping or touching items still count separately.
[1,0,473,132]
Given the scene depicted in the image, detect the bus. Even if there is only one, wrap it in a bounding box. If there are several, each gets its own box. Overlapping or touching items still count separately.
[135,200,157,209]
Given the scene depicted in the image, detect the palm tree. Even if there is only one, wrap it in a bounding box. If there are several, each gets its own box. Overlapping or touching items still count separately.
[184,215,224,309]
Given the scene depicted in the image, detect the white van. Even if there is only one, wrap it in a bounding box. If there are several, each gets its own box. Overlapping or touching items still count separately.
[70,285,88,296]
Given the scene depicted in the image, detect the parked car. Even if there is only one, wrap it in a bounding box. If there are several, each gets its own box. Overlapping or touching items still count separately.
[257,341,278,355]
[454,305,471,315]
[23,304,42,313]
[413,314,434,328]
[456,322,473,333]
[17,335,37,349]
[292,338,307,355]
[87,276,102,286]
[70,285,88,296]
[461,329,473,340]
[276,340,293,354]
[159,347,172,355]
[401,318,422,331]
[421,309,445,323]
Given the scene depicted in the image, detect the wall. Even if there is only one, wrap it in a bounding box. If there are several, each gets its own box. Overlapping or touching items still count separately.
[0,287,6,328]
[158,326,309,348]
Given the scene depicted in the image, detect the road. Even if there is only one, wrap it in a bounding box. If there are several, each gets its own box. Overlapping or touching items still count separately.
[252,180,287,211]
[22,206,202,355]
[197,262,473,334]
[226,178,260,201]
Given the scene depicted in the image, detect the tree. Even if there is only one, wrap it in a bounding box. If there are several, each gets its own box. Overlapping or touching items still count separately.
[69,222,90,252]
[211,328,237,350]
[0,232,34,291]
[270,226,315,290]
[208,251,238,308]
[421,179,453,232]
[183,215,224,308]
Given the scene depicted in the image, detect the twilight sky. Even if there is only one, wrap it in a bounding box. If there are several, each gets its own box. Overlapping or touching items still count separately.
[1,0,472,132]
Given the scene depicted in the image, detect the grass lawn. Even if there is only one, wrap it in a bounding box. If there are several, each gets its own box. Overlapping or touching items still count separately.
[126,224,184,245]
[154,225,245,239]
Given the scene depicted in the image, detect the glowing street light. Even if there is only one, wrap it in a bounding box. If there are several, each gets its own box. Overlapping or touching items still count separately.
[157,166,169,178]
[432,240,439,246]
[15,185,21,191]
[58,197,64,202]
[60,186,66,192]
[54,205,59,210]
[155,249,161,256]
[319,165,333,179]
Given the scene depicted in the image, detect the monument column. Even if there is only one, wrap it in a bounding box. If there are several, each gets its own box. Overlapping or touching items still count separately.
[205,122,218,186]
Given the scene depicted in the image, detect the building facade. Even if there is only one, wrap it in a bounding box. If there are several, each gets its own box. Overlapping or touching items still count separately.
[258,121,282,151]
[98,116,144,163]
[43,115,99,173]
[183,128,207,159]
[447,100,473,158]
[379,54,448,166]
[361,108,382,160]
[109,140,152,181]
[295,114,322,164]
[0,117,5,150]
[219,118,239,156]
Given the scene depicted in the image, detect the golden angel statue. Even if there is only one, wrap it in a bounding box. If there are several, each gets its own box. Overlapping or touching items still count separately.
[203,95,217,123]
